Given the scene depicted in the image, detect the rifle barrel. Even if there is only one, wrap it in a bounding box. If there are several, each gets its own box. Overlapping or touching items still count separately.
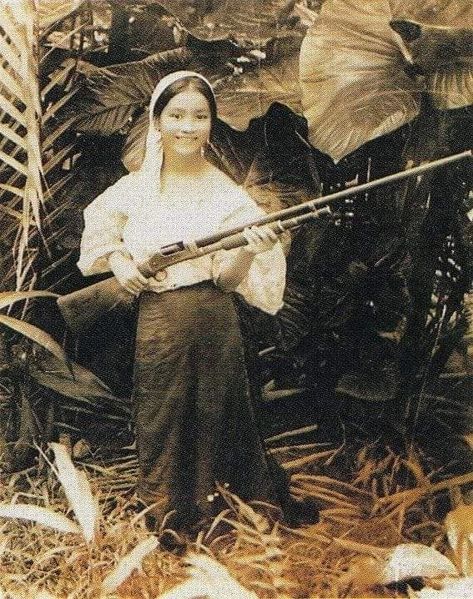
[158,149,472,256]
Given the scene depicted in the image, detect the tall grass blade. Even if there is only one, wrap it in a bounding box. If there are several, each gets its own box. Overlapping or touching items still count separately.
[101,536,159,593]
[49,442,98,542]
[0,315,69,365]
[159,553,258,599]
[0,503,79,534]
[0,290,58,310]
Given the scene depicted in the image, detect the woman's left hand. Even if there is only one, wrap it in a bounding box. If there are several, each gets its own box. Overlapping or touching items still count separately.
[242,225,279,255]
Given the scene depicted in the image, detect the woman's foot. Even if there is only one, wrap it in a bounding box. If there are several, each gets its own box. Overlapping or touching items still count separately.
[157,529,188,555]
[145,504,204,553]
[281,496,320,527]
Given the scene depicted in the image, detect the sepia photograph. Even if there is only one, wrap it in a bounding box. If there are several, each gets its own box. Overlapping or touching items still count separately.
[0,0,472,597]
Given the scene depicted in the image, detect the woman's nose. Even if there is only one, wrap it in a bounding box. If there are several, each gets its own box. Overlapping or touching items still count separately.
[180,117,197,132]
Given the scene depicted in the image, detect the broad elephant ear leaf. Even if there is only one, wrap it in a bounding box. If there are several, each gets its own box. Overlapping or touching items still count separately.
[300,0,421,162]
[72,48,197,135]
[389,0,473,110]
[155,0,303,43]
[122,43,305,174]
[208,101,324,217]
[389,0,472,28]
[215,46,302,129]
[239,103,323,210]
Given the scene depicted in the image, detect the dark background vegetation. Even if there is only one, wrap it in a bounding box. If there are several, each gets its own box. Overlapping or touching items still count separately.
[0,0,472,479]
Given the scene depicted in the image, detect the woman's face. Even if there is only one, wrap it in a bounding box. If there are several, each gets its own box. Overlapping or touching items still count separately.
[157,89,212,158]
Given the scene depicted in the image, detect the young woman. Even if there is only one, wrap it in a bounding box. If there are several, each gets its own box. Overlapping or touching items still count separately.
[78,71,312,535]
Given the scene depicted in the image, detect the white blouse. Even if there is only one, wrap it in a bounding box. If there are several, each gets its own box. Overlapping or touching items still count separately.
[77,169,286,315]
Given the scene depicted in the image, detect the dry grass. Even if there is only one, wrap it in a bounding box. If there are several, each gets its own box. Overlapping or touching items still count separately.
[0,438,471,599]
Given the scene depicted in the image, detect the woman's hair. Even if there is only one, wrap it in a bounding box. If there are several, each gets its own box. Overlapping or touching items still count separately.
[152,76,217,123]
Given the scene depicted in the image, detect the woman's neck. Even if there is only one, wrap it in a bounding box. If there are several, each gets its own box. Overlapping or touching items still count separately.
[162,151,209,178]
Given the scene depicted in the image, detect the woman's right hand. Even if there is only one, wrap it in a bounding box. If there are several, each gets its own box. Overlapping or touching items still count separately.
[108,251,149,296]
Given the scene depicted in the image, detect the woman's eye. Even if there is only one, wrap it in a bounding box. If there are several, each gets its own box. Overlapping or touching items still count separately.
[197,114,209,120]
[169,113,182,119]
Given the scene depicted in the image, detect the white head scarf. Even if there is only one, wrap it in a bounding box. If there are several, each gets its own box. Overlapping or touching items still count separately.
[138,70,216,190]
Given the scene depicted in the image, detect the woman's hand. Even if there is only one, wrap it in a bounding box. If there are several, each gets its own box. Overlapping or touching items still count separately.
[242,225,279,255]
[216,225,279,291]
[108,251,149,296]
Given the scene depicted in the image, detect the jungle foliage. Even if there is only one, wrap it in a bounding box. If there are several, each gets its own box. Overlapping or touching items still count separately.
[0,0,472,461]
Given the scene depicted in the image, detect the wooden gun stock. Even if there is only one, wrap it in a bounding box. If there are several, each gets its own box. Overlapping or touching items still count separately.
[57,277,132,334]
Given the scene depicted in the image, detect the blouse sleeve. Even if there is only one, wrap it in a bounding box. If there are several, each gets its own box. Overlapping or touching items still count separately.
[212,189,286,315]
[77,175,132,276]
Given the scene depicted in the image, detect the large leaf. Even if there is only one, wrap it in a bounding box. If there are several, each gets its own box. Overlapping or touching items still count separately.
[299,0,421,162]
[72,47,200,134]
[389,0,472,28]
[215,41,303,129]
[300,0,473,161]
[155,0,304,43]
[122,40,305,171]
[389,1,473,110]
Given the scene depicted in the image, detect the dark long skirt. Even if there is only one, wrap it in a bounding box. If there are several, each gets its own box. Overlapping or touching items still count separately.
[133,282,277,523]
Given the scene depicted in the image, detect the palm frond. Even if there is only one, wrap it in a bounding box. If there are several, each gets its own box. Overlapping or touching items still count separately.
[0,0,45,289]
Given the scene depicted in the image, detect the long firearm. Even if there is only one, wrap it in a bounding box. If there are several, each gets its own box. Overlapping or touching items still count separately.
[57,150,471,333]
